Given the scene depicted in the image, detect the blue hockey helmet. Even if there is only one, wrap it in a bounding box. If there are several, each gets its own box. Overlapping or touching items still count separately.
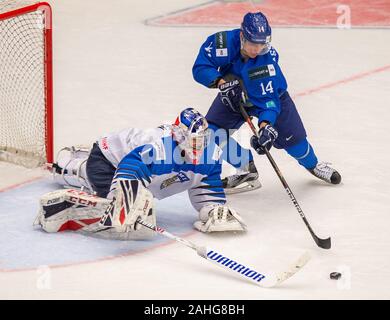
[172,108,211,164]
[241,12,272,44]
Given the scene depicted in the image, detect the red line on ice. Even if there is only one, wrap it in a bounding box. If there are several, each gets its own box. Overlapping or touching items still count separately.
[0,176,45,193]
[293,64,390,98]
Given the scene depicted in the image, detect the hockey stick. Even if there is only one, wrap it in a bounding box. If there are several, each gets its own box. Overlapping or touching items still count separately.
[238,102,331,249]
[137,218,310,288]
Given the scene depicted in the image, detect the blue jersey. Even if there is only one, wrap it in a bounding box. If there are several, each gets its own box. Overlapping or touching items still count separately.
[110,127,226,212]
[193,29,288,125]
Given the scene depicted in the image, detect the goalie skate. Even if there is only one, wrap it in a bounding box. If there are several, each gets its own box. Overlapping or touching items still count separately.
[194,205,247,233]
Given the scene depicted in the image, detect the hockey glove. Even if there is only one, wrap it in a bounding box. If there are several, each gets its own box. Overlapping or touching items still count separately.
[218,79,243,113]
[250,124,278,155]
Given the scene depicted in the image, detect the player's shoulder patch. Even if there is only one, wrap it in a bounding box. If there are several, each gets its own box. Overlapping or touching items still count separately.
[214,31,228,57]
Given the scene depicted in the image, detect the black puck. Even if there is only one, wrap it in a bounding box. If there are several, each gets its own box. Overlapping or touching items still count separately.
[330,272,342,280]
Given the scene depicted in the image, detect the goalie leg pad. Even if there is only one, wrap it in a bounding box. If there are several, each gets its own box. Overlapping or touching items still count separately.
[194,205,247,233]
[51,146,92,191]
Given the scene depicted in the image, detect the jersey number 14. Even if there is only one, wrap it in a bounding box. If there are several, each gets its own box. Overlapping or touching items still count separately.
[260,81,274,95]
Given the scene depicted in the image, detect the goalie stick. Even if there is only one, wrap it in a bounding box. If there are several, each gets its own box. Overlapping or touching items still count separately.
[238,96,331,249]
[137,218,310,288]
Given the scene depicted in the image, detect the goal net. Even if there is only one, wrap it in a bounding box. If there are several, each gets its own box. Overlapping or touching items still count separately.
[0,0,53,168]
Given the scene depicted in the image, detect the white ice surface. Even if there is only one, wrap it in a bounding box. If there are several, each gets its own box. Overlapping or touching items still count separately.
[1,0,390,299]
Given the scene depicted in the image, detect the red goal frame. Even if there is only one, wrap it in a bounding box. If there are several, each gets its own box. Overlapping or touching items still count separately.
[0,2,53,164]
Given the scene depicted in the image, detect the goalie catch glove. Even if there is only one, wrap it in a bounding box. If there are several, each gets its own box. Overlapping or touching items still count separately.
[194,205,247,233]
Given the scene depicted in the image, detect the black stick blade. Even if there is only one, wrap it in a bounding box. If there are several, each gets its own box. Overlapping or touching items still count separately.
[314,236,331,249]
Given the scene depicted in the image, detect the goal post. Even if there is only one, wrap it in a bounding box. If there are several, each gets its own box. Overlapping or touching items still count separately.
[0,0,53,168]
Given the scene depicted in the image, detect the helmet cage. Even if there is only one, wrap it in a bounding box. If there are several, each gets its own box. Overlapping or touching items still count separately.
[172,109,211,163]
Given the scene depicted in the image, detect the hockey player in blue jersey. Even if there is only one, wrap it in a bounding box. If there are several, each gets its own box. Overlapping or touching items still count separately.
[35,108,246,240]
[192,12,341,194]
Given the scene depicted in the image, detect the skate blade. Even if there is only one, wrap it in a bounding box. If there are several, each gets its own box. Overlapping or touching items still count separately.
[224,180,262,195]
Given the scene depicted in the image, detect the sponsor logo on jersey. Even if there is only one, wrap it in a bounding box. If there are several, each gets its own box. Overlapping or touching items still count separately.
[215,32,228,57]
[207,250,266,283]
[101,137,109,150]
[248,64,276,80]
[216,32,227,48]
[160,172,190,190]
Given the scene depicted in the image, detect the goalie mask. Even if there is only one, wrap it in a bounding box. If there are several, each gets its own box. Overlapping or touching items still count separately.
[172,108,211,164]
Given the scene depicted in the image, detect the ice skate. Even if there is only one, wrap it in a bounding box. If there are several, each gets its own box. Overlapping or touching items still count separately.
[222,161,262,194]
[308,162,341,185]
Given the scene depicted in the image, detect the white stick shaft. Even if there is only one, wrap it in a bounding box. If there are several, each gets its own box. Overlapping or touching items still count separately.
[137,218,310,288]
[137,219,199,251]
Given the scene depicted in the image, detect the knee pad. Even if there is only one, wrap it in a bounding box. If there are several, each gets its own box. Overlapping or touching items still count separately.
[52,146,92,191]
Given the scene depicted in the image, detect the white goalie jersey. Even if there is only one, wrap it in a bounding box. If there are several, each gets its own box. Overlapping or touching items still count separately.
[97,127,168,168]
